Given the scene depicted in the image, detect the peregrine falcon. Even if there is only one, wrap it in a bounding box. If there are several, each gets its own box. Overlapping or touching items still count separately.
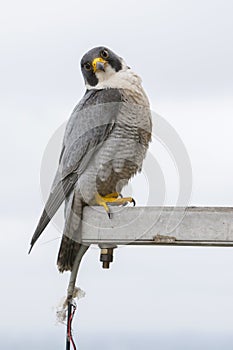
[29,46,152,272]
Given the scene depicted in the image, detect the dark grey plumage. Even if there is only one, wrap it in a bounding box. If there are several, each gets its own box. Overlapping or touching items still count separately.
[29,46,152,272]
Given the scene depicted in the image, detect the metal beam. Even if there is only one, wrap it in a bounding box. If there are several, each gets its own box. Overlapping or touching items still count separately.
[81,206,233,247]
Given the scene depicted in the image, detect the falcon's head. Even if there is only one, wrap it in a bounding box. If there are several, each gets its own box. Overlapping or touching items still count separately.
[80,46,126,89]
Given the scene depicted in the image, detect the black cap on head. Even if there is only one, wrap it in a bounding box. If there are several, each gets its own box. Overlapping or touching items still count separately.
[80,46,123,87]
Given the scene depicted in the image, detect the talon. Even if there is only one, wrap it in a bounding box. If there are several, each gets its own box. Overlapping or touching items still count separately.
[132,198,136,206]
[112,196,135,206]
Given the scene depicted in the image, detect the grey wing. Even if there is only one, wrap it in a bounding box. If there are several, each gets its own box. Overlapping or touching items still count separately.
[29,89,123,252]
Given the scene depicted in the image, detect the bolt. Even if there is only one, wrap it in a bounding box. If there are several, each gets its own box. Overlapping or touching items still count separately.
[100,248,114,269]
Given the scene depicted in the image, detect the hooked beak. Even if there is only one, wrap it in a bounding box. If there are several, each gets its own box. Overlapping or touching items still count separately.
[92,57,106,72]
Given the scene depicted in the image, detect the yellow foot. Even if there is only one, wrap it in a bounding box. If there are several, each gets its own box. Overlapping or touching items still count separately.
[95,192,136,218]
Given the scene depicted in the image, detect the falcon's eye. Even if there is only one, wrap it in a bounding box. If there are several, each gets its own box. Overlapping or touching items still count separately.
[101,49,109,59]
[84,62,92,71]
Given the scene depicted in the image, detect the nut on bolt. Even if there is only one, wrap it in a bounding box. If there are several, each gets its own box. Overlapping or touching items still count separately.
[100,248,114,269]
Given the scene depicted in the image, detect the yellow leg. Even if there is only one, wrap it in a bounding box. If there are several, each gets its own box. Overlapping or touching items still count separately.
[95,192,135,218]
[104,192,120,199]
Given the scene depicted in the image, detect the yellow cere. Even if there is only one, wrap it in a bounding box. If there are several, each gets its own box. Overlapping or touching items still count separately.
[92,57,106,72]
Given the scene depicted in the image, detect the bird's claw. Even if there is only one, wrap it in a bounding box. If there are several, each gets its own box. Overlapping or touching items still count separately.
[95,192,135,218]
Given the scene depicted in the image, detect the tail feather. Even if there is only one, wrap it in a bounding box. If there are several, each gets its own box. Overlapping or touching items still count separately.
[57,193,84,272]
[57,236,81,272]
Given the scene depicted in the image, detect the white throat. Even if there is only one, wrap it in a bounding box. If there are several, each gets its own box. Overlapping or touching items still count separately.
[85,61,143,92]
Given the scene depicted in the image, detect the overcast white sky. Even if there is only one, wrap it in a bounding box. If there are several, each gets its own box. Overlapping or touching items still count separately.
[1,0,233,349]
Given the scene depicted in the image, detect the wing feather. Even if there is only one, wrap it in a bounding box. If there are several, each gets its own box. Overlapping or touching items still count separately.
[29,88,123,252]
